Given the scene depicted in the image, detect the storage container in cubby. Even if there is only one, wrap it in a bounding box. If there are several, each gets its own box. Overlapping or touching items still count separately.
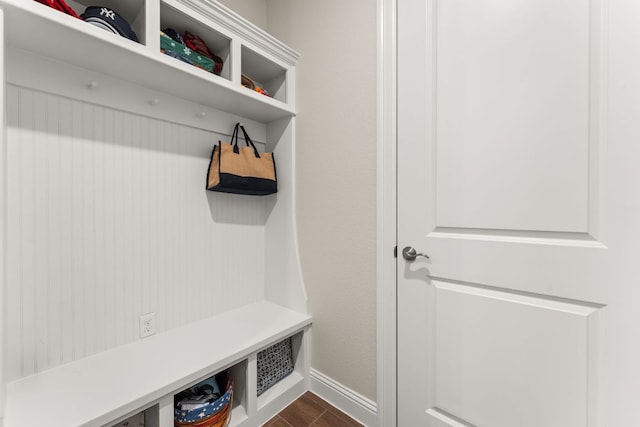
[257,331,305,410]
[173,362,248,427]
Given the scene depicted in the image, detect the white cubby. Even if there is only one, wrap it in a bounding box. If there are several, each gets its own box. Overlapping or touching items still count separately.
[228,360,250,427]
[109,407,148,427]
[160,0,232,81]
[66,0,147,45]
[241,46,288,103]
[257,332,305,410]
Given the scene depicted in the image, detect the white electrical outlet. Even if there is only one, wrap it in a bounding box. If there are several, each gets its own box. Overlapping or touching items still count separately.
[139,312,156,338]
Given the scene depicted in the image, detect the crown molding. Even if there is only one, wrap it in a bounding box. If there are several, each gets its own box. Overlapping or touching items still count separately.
[174,0,300,66]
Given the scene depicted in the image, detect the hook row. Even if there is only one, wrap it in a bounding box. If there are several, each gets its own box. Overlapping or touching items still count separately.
[87,81,207,118]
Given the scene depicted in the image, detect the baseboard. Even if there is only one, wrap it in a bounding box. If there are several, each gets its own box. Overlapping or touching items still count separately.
[309,369,377,427]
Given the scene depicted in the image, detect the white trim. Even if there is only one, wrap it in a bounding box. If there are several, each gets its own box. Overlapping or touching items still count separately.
[0,9,5,426]
[309,369,377,427]
[7,49,268,143]
[173,0,300,66]
[377,0,398,426]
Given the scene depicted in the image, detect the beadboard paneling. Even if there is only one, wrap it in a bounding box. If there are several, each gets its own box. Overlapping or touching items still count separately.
[5,85,267,382]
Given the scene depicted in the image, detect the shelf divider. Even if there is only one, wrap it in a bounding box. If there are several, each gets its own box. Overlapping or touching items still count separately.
[146,0,161,52]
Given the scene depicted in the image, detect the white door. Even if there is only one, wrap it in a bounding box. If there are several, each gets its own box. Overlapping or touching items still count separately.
[397,0,640,426]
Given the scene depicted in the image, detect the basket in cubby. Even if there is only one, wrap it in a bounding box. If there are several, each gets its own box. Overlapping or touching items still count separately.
[257,337,294,395]
[174,372,234,427]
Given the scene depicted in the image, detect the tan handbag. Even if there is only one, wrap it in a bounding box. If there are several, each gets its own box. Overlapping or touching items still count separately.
[206,123,277,195]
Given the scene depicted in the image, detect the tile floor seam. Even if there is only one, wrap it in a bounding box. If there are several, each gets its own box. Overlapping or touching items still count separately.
[267,391,362,427]
[280,416,294,427]
[306,408,328,426]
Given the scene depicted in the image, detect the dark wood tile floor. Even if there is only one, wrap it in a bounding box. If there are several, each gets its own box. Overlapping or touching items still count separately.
[263,391,364,427]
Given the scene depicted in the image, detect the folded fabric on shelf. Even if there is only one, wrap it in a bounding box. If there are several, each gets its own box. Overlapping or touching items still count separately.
[183,31,224,76]
[34,0,79,18]
[162,27,185,45]
[160,32,215,73]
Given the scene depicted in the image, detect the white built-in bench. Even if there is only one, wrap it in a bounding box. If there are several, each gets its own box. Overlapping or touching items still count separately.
[0,2,308,426]
[5,301,311,427]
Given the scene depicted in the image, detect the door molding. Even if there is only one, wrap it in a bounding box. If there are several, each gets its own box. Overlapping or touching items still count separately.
[376,0,397,426]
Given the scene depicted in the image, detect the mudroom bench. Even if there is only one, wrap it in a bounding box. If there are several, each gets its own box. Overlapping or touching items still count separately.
[0,0,309,426]
[6,301,311,427]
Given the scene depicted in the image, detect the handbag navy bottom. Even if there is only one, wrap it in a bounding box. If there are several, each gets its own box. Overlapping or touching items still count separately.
[212,173,277,196]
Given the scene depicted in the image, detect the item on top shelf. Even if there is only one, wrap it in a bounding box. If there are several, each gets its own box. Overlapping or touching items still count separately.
[161,32,215,73]
[183,31,224,76]
[255,86,270,96]
[34,0,79,18]
[162,48,195,66]
[81,6,139,43]
[240,74,270,97]
[206,123,277,196]
[162,27,185,45]
[240,74,255,90]
[174,371,233,427]
[257,337,294,396]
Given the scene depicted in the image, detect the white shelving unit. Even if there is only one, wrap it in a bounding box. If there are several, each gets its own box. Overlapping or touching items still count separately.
[3,0,296,122]
[0,1,309,426]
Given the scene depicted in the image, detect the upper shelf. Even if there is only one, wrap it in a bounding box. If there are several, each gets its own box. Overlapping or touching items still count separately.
[0,0,298,123]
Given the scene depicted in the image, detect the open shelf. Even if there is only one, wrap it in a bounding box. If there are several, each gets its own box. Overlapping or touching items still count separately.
[229,405,249,427]
[161,0,231,80]
[174,367,236,426]
[109,410,146,427]
[0,0,294,123]
[242,45,288,103]
[257,331,306,410]
[66,0,147,45]
[228,359,249,426]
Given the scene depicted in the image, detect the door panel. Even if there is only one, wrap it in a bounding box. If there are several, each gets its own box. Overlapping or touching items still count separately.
[395,0,640,426]
[436,0,591,232]
[434,281,599,427]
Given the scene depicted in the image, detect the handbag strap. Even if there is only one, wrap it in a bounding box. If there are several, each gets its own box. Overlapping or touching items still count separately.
[230,122,240,152]
[231,123,261,158]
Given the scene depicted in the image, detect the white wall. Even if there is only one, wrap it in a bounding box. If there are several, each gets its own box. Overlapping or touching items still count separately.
[220,0,377,402]
[3,80,269,382]
[218,0,268,30]
[267,0,378,401]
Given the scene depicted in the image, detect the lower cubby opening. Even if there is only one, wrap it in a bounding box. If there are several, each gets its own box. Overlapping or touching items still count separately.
[228,360,249,427]
[174,365,240,427]
[109,409,146,427]
[257,331,305,411]
[109,403,159,427]
[108,357,255,427]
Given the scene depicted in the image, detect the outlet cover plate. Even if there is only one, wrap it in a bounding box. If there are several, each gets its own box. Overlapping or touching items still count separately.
[139,312,156,338]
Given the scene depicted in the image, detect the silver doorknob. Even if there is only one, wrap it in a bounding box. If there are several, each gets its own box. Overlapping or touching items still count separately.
[402,246,430,261]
